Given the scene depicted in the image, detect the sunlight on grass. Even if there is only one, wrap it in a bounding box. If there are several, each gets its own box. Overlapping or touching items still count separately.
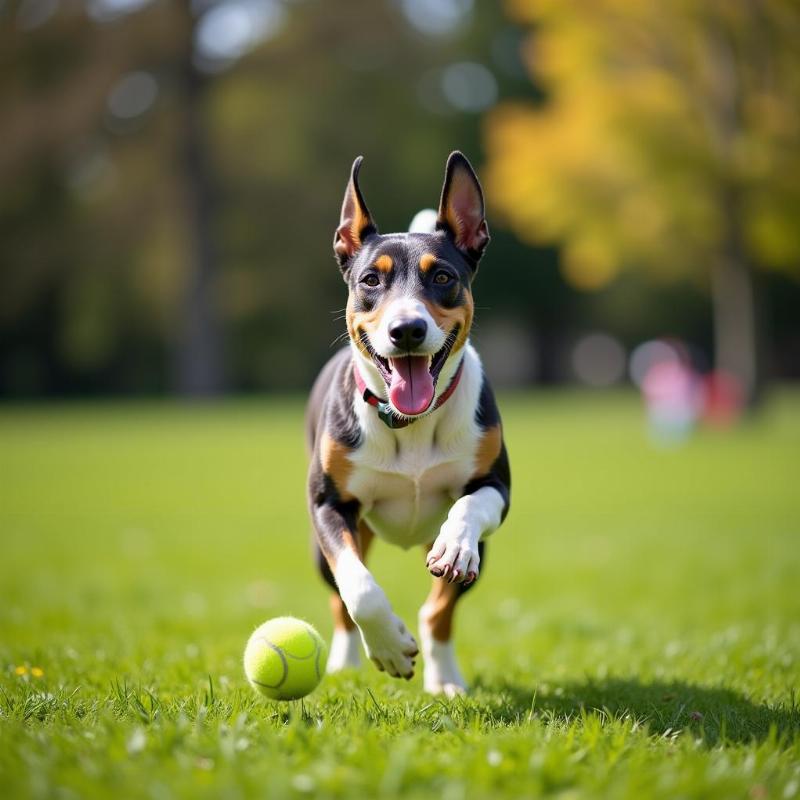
[1,391,798,798]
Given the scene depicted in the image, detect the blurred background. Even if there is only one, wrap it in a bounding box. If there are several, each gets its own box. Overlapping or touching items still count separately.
[2,0,799,417]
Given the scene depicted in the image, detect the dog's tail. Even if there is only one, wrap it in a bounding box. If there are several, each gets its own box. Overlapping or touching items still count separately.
[408,208,437,234]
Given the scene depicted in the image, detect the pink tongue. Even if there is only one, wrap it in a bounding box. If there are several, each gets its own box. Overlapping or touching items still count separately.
[389,356,434,416]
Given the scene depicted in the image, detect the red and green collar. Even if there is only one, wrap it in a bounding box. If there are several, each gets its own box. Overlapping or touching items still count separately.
[353,357,464,429]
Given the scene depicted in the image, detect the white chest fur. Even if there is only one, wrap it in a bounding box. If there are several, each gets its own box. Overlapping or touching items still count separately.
[346,346,484,549]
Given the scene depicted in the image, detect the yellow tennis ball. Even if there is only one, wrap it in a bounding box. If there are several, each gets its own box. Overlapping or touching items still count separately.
[243,616,328,701]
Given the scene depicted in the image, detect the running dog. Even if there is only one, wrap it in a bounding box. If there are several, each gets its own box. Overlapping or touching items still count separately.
[306,152,510,696]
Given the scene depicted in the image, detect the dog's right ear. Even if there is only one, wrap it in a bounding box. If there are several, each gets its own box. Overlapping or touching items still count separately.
[436,151,489,266]
[334,156,377,271]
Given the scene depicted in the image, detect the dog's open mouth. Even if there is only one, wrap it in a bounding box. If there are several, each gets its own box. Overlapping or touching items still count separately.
[361,327,459,416]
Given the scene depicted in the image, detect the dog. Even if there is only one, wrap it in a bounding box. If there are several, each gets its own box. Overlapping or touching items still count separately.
[305,152,510,696]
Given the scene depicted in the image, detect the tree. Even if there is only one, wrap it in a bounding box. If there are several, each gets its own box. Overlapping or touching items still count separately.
[1,0,514,395]
[485,0,800,405]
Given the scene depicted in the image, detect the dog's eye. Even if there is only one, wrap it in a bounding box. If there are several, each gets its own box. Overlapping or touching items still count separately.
[433,271,453,285]
[361,274,380,288]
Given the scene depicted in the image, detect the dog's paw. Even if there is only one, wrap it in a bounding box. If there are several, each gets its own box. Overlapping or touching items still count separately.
[359,612,419,679]
[419,633,467,696]
[425,680,467,698]
[326,628,361,673]
[341,570,418,679]
[426,525,480,585]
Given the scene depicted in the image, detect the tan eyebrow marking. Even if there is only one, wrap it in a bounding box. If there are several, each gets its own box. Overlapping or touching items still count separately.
[374,255,393,272]
[419,253,437,273]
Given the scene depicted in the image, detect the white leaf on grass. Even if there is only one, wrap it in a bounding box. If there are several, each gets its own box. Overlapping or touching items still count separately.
[126,728,146,755]
[291,775,315,793]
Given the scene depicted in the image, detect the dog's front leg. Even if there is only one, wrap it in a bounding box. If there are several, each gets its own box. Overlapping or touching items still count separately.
[426,485,508,584]
[312,501,418,679]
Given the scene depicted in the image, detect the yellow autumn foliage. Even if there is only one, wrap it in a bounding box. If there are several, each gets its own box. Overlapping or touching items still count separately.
[485,0,800,290]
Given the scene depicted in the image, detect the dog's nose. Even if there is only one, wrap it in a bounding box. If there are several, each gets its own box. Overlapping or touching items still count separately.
[388,318,428,351]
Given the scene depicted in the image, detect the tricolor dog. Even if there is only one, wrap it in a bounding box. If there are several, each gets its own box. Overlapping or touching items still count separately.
[306,152,511,696]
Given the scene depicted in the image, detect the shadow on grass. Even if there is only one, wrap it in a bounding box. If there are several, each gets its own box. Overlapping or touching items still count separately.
[473,677,800,746]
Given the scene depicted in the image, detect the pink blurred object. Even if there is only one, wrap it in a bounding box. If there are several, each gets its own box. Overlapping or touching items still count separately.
[632,338,746,442]
[638,342,703,443]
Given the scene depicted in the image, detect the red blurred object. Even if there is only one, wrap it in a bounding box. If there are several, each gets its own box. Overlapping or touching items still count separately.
[701,370,745,428]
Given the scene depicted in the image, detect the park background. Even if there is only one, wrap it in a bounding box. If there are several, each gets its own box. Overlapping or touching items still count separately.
[2,0,799,402]
[2,2,799,799]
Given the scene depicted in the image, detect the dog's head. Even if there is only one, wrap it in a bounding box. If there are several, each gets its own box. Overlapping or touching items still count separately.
[335,151,489,418]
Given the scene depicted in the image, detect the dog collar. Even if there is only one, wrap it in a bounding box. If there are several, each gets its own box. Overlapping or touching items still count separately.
[353,356,464,430]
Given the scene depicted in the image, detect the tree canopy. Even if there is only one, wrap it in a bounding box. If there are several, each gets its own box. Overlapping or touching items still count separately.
[486,0,800,292]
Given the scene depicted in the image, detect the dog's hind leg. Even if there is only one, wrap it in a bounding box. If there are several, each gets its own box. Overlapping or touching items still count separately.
[317,521,374,672]
[418,542,485,696]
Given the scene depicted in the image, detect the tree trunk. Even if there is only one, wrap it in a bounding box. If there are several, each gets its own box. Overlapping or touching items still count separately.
[703,19,769,411]
[174,1,225,396]
[711,192,765,409]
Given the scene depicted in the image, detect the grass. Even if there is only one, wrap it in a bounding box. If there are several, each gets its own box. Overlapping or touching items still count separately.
[0,390,798,799]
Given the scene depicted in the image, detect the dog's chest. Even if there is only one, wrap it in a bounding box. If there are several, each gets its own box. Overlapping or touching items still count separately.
[347,421,478,549]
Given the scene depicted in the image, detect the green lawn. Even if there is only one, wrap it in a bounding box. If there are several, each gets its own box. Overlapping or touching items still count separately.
[1,391,798,799]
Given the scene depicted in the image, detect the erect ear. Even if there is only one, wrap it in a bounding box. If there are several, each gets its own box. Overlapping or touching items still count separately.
[334,156,377,269]
[436,151,490,264]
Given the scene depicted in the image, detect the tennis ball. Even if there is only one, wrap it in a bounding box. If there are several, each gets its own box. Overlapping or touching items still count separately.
[243,616,327,701]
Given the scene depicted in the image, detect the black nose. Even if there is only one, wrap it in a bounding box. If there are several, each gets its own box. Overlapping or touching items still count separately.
[388,318,428,350]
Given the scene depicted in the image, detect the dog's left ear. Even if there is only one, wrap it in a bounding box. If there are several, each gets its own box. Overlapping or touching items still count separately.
[436,151,490,265]
[334,156,377,271]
